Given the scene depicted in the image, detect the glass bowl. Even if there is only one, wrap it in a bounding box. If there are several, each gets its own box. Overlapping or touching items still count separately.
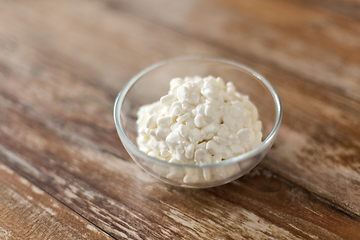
[114,57,282,188]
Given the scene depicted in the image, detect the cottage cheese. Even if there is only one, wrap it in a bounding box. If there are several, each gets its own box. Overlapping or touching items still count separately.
[136,76,262,167]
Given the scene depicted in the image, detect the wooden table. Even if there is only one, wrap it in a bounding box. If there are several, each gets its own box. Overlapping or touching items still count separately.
[1,0,360,239]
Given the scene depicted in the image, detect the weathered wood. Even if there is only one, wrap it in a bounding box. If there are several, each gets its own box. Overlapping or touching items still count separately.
[115,0,360,102]
[0,162,112,239]
[3,0,359,214]
[294,0,360,20]
[103,0,360,214]
[0,0,360,239]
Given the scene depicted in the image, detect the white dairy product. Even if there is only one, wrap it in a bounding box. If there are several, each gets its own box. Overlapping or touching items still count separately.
[136,76,262,182]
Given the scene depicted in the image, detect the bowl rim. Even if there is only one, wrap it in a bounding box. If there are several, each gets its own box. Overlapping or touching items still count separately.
[114,56,282,169]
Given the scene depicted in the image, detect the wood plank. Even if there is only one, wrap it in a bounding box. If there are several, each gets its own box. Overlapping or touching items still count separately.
[114,0,360,103]
[0,0,360,239]
[103,0,360,214]
[1,121,360,240]
[0,162,112,239]
[1,130,360,240]
[1,0,360,215]
[294,0,360,20]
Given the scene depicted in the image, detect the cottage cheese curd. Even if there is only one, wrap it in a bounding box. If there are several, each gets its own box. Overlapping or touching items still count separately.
[136,76,262,168]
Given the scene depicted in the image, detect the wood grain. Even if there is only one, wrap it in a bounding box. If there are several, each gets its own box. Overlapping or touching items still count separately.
[102,0,360,214]
[0,162,112,239]
[116,0,360,101]
[0,0,360,239]
[295,0,360,20]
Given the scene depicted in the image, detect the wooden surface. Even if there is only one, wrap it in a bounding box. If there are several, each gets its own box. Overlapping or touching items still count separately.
[1,0,360,239]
